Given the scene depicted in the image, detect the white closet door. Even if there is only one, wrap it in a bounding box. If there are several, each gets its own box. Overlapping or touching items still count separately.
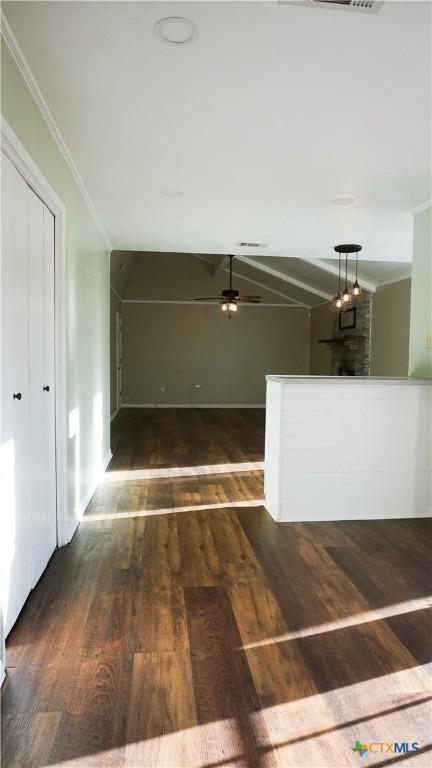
[28,190,57,586]
[0,155,31,635]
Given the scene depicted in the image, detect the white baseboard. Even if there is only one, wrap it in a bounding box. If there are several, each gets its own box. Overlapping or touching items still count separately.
[65,450,113,543]
[121,403,265,409]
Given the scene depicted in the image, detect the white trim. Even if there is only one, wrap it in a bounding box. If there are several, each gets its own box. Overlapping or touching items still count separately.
[194,253,308,306]
[0,659,5,687]
[110,284,122,301]
[110,408,120,422]
[229,270,307,306]
[412,199,432,215]
[235,255,333,301]
[122,299,303,308]
[1,13,112,253]
[301,257,377,294]
[121,403,265,409]
[1,117,69,548]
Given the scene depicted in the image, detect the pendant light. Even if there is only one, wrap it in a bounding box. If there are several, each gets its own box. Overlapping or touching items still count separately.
[352,247,362,296]
[342,251,351,304]
[332,250,344,310]
[332,244,363,310]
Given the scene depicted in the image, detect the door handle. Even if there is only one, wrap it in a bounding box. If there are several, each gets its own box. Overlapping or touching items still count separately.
[13,392,22,400]
[43,385,50,392]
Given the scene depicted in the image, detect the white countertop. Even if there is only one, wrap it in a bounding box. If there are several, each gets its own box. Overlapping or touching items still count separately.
[266,375,432,385]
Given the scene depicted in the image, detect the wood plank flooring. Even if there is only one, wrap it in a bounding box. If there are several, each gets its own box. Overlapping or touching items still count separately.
[2,408,431,768]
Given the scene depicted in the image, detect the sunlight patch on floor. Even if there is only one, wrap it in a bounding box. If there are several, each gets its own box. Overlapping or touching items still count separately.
[253,664,431,768]
[241,596,432,649]
[102,461,264,482]
[42,666,431,768]
[83,499,266,522]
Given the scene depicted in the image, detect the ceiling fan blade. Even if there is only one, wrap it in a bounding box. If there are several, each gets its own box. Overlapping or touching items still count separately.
[238,298,261,304]
[238,295,261,300]
[194,297,222,301]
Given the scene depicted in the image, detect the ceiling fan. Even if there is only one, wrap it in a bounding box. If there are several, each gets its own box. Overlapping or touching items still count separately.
[194,255,261,314]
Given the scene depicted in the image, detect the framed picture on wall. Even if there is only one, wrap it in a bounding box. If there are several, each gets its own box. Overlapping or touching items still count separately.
[339,307,356,331]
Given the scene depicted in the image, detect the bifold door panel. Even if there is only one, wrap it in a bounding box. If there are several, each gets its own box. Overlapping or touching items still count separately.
[1,154,57,637]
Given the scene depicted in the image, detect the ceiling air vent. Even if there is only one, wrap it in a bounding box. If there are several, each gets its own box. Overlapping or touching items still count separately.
[239,241,268,248]
[279,0,384,13]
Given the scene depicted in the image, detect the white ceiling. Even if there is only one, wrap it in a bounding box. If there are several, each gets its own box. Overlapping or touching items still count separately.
[4,1,431,267]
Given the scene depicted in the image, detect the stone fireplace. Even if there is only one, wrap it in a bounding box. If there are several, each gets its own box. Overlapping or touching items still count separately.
[330,291,372,376]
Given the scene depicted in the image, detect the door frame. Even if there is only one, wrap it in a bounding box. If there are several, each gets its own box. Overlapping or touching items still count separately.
[116,311,122,412]
[1,117,68,546]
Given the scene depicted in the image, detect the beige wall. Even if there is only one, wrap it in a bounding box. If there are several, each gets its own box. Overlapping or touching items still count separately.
[122,304,310,405]
[114,252,310,406]
[310,303,332,375]
[371,279,411,376]
[110,291,122,415]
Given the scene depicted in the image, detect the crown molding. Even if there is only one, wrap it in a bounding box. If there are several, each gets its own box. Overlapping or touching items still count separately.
[1,12,113,252]
[122,299,302,308]
[412,199,432,215]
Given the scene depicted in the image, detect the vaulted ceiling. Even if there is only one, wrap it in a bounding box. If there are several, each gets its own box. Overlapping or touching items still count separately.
[3,1,429,297]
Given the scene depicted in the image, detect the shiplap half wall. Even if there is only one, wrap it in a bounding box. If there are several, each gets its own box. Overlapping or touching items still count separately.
[264,376,432,522]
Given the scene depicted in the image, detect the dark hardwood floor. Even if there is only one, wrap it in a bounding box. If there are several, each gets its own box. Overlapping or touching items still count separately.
[2,408,431,767]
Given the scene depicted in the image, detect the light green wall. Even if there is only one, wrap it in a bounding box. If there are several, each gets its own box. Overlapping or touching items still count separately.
[1,43,111,539]
[409,207,432,379]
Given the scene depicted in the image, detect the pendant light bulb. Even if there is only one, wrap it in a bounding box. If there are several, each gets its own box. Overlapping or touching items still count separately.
[352,249,362,297]
[342,286,351,303]
[336,295,343,309]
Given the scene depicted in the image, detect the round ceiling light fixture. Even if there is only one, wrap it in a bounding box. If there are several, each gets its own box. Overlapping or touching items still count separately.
[154,17,198,46]
[334,195,356,207]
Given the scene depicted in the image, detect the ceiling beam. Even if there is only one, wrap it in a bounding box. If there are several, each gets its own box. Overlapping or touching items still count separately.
[212,255,228,274]
[235,255,333,301]
[301,258,376,293]
[229,269,308,307]
[192,253,309,306]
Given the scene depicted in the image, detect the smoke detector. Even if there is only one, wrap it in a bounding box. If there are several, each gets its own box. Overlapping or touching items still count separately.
[279,0,384,13]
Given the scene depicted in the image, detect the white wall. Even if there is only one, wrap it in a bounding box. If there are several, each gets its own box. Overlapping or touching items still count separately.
[265,377,431,522]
